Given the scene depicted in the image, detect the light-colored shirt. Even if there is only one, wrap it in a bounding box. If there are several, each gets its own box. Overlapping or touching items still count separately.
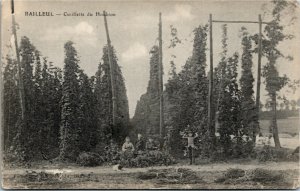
[122,142,134,152]
[183,134,198,147]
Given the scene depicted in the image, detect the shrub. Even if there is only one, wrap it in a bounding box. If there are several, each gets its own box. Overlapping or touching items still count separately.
[248,168,284,183]
[119,150,176,168]
[257,145,291,162]
[93,142,176,167]
[215,168,285,185]
[137,168,204,184]
[137,172,158,180]
[100,141,121,165]
[224,168,246,179]
[76,152,104,167]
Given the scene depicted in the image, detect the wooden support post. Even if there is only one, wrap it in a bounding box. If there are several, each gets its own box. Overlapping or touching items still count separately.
[210,15,269,143]
[256,14,262,134]
[208,14,215,145]
[212,20,269,24]
[158,12,165,139]
[103,10,117,127]
[11,0,25,120]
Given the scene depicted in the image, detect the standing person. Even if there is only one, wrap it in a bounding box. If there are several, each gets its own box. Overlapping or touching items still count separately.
[135,133,145,153]
[182,131,198,165]
[163,132,171,154]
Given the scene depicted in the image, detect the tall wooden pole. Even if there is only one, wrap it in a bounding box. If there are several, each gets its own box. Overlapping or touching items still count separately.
[103,10,117,127]
[208,14,215,145]
[158,12,165,139]
[210,15,268,142]
[256,14,262,134]
[11,0,25,120]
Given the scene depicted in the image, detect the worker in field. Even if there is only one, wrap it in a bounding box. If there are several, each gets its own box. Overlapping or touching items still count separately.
[146,137,158,151]
[135,133,145,153]
[163,132,171,154]
[122,136,135,152]
[182,129,198,165]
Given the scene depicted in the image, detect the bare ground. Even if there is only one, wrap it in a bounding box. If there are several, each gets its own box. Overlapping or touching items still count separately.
[2,160,299,189]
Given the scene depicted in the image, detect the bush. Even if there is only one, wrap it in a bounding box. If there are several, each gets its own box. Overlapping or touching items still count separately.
[248,168,284,183]
[98,141,121,165]
[137,168,204,184]
[77,152,104,167]
[214,168,245,183]
[224,168,245,179]
[209,136,255,161]
[119,150,176,168]
[257,145,292,162]
[215,168,285,185]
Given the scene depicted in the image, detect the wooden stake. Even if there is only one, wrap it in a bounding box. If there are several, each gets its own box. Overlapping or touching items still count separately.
[208,14,215,145]
[158,12,165,139]
[11,0,25,120]
[103,10,117,127]
[212,20,269,24]
[256,14,262,134]
[209,14,269,143]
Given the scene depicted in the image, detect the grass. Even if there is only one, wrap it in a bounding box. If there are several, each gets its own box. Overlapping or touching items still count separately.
[215,168,286,186]
[137,168,205,184]
[259,118,299,136]
[4,167,296,189]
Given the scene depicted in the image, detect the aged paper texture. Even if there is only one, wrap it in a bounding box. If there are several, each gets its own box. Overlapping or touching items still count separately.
[1,0,299,189]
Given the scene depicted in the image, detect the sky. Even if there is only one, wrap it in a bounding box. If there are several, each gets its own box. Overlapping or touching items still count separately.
[1,0,300,117]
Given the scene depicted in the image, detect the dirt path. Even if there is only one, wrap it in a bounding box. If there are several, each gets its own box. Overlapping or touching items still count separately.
[2,161,299,189]
[3,161,299,175]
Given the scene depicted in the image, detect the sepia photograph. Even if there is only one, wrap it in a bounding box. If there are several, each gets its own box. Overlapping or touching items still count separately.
[0,0,300,189]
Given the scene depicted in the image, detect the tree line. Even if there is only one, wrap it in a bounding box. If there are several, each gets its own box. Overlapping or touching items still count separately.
[132,0,298,158]
[3,0,298,163]
[3,38,130,162]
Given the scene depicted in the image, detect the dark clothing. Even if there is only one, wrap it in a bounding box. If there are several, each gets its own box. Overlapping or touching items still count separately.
[136,139,145,151]
[146,141,157,151]
[188,146,194,165]
[163,139,171,154]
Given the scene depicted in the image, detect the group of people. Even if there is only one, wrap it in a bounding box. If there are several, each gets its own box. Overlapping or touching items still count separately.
[121,129,199,165]
[121,134,160,153]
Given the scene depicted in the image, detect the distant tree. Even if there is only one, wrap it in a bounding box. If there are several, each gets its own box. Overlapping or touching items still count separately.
[218,52,241,155]
[239,27,258,141]
[165,25,209,155]
[94,45,130,143]
[165,60,179,125]
[43,61,62,157]
[78,70,97,151]
[279,102,285,111]
[94,63,109,143]
[290,100,297,111]
[12,36,40,161]
[259,0,296,148]
[32,50,45,156]
[284,99,290,111]
[214,24,228,125]
[132,46,160,136]
[168,60,177,78]
[59,41,81,161]
[215,25,239,155]
[4,37,62,162]
[3,56,20,152]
